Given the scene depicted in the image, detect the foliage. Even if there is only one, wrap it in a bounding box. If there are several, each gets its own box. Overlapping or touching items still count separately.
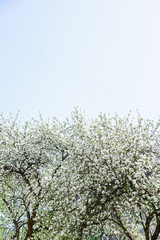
[0,109,160,239]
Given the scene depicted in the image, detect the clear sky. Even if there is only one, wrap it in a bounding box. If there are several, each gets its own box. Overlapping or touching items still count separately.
[0,0,160,122]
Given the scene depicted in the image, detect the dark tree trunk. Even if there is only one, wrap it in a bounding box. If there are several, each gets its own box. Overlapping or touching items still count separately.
[28,216,34,239]
[151,216,160,240]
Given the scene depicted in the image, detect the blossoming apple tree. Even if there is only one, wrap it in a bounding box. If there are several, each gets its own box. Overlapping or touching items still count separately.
[0,109,160,240]
[0,114,68,239]
[49,110,160,240]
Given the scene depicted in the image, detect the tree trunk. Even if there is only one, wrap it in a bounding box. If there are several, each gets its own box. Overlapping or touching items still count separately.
[28,216,34,239]
[151,216,160,240]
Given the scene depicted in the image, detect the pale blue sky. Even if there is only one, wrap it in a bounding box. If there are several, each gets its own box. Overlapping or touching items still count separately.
[0,0,160,122]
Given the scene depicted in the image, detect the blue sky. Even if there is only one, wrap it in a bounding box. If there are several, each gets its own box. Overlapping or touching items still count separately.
[0,0,160,122]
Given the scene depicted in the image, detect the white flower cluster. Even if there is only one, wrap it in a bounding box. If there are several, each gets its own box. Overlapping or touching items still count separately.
[0,110,160,240]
